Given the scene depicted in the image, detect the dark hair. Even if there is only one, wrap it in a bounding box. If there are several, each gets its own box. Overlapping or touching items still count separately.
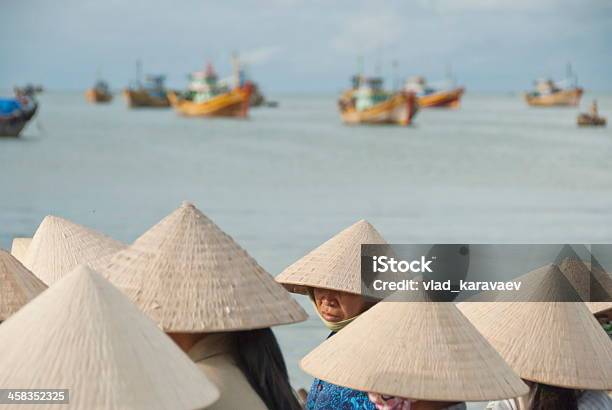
[529,383,580,410]
[234,327,301,410]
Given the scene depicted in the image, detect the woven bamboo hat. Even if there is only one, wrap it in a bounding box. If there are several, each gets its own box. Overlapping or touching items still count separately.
[0,249,47,321]
[276,219,388,295]
[586,301,612,315]
[0,265,219,410]
[23,215,125,286]
[10,237,32,264]
[98,201,307,332]
[301,289,528,402]
[458,266,612,390]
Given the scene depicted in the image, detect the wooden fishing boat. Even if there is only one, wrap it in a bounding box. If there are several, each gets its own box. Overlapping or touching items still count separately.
[85,81,112,104]
[578,100,606,127]
[405,77,464,108]
[123,64,170,108]
[525,67,583,107]
[124,89,169,108]
[168,87,252,117]
[338,75,418,126]
[170,60,252,118]
[418,87,464,108]
[525,87,583,107]
[0,96,38,137]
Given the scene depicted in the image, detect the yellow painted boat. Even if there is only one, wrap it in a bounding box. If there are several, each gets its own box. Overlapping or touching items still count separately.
[525,87,583,107]
[123,89,170,108]
[418,87,465,108]
[339,91,418,126]
[168,87,252,118]
[85,88,112,104]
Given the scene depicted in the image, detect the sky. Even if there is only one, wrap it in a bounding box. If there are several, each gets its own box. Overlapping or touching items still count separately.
[1,0,611,93]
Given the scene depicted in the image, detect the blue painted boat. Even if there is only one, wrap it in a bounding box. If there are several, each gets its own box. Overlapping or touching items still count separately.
[0,96,38,137]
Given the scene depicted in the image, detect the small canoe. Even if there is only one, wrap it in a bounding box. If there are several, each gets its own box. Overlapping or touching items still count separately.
[0,97,38,137]
[85,88,113,104]
[339,92,418,126]
[578,114,606,127]
[123,89,170,108]
[418,87,464,108]
[168,86,252,118]
[524,88,583,107]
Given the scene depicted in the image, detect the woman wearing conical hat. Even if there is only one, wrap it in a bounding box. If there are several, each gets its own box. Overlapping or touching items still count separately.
[0,249,46,324]
[276,219,393,410]
[98,202,308,410]
[0,265,219,409]
[458,265,612,410]
[300,288,528,410]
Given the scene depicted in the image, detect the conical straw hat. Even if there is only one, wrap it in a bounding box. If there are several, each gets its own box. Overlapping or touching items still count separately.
[458,267,612,390]
[98,201,307,332]
[276,219,388,295]
[466,264,584,303]
[301,289,528,402]
[0,265,219,410]
[23,215,125,286]
[0,249,47,321]
[10,237,32,264]
[586,301,612,315]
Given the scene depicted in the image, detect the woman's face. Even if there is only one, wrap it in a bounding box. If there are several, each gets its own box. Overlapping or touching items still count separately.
[313,288,367,322]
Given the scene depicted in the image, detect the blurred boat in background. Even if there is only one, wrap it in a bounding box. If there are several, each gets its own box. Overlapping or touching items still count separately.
[524,64,583,107]
[578,100,606,127]
[338,75,418,126]
[0,95,38,137]
[249,83,278,108]
[169,56,253,118]
[85,80,113,104]
[404,76,464,108]
[14,84,44,98]
[122,61,170,108]
[124,76,170,108]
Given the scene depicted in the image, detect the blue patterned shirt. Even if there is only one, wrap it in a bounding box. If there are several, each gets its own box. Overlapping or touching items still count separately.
[306,331,375,410]
[306,377,376,410]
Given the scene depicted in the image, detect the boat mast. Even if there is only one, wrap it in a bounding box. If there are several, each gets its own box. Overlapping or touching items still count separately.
[136,59,143,87]
[392,60,399,91]
[446,63,455,88]
[357,55,364,88]
[566,62,577,87]
[231,52,241,89]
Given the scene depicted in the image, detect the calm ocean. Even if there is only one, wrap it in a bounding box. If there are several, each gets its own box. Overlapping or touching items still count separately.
[1,91,611,407]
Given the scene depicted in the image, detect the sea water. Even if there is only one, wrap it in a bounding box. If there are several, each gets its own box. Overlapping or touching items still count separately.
[1,91,611,408]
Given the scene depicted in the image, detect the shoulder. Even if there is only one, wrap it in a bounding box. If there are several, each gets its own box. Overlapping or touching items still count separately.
[486,399,517,410]
[578,390,612,410]
[195,355,268,410]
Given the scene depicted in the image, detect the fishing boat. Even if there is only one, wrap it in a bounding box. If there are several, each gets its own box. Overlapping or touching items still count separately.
[0,95,38,137]
[123,61,170,108]
[404,76,464,108]
[85,80,113,103]
[338,75,418,126]
[578,100,606,127]
[249,82,278,108]
[14,84,43,97]
[124,75,170,108]
[524,65,583,107]
[169,58,253,118]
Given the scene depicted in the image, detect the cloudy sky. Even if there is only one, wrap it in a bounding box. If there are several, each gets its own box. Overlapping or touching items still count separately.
[2,0,611,93]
